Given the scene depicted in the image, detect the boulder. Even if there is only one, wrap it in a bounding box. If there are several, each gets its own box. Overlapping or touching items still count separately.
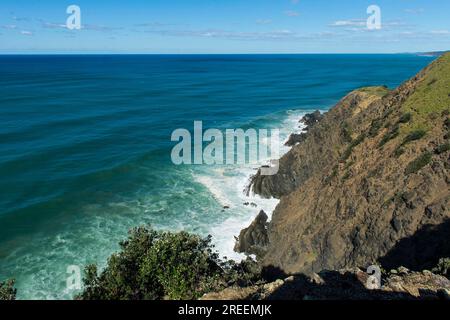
[300,110,323,128]
[234,211,269,258]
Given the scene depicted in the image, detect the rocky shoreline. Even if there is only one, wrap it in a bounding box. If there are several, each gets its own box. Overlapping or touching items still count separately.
[225,53,450,300]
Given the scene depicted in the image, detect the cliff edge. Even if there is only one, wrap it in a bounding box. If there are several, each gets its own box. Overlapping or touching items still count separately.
[245,53,450,275]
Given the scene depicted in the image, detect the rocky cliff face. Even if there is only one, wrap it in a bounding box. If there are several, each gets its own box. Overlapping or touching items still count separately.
[245,53,450,275]
[202,267,450,300]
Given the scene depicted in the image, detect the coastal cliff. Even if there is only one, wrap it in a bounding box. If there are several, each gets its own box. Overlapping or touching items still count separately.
[244,53,450,275]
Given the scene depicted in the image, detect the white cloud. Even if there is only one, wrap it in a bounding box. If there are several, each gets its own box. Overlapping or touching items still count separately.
[329,19,408,32]
[143,28,338,41]
[42,22,67,29]
[20,30,33,36]
[430,30,450,35]
[284,10,299,17]
[404,8,424,15]
[330,20,366,27]
[2,24,17,29]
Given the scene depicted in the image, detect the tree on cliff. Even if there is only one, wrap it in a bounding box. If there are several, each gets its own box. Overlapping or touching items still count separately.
[76,226,260,300]
[0,279,17,300]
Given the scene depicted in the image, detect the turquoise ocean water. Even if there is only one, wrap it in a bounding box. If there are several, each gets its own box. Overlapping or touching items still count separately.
[0,54,433,299]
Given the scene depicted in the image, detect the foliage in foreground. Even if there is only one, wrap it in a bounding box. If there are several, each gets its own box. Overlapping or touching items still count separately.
[0,279,17,301]
[76,226,260,300]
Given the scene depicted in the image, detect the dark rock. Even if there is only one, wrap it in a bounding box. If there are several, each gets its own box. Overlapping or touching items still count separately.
[234,210,269,258]
[249,54,450,275]
[300,110,323,127]
[285,133,307,146]
[391,217,402,232]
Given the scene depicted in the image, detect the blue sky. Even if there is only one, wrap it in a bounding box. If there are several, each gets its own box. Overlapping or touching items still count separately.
[0,0,449,53]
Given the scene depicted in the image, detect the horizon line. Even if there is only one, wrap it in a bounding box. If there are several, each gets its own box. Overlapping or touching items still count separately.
[0,52,441,56]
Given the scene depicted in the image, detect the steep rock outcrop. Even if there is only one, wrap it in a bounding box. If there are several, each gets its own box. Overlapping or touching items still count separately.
[234,211,269,258]
[246,53,450,275]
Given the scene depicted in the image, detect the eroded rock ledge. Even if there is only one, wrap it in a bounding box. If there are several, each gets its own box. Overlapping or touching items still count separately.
[234,210,269,259]
[202,267,450,300]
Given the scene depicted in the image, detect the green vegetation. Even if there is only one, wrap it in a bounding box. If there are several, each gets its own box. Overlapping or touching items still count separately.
[77,226,260,300]
[0,279,16,300]
[393,147,405,158]
[398,113,412,124]
[445,117,450,127]
[342,171,351,181]
[342,123,353,143]
[357,86,390,97]
[444,116,450,139]
[401,129,427,146]
[379,124,400,147]
[435,142,450,154]
[341,133,365,161]
[369,119,383,137]
[405,152,433,175]
[402,53,450,133]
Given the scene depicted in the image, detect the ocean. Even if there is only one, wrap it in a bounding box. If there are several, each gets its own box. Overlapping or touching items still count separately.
[0,54,433,299]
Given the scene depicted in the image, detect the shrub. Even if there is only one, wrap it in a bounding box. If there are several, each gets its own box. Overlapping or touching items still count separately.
[401,130,426,146]
[325,165,339,183]
[405,152,432,174]
[435,143,450,154]
[369,119,383,137]
[379,124,400,147]
[139,232,223,299]
[393,147,405,158]
[427,78,437,86]
[342,170,351,181]
[341,134,365,161]
[398,113,412,124]
[77,226,260,300]
[0,279,17,300]
[445,117,450,128]
[342,123,353,143]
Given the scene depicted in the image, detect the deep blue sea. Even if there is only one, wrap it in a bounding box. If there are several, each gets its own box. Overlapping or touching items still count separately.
[0,54,433,299]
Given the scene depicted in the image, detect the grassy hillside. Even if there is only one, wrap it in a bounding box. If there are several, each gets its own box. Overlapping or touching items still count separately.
[402,52,450,133]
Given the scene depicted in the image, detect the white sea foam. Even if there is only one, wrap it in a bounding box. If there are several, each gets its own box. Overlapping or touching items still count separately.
[194,109,313,261]
[5,109,319,299]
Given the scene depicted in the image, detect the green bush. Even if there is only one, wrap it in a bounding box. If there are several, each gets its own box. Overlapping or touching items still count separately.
[445,117,450,128]
[405,152,432,174]
[341,123,353,143]
[341,134,365,161]
[435,142,450,154]
[379,124,400,147]
[401,130,426,146]
[77,226,260,300]
[369,119,383,137]
[398,113,412,124]
[0,279,17,300]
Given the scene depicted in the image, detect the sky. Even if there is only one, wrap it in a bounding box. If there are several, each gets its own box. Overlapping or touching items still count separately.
[0,0,449,54]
